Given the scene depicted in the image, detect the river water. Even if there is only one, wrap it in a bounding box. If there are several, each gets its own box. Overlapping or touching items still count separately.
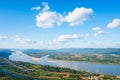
[9,50,120,76]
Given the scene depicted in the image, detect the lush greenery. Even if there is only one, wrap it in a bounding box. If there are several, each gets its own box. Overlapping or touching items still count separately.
[1,49,120,80]
[24,48,120,64]
[50,54,120,64]
[0,57,119,80]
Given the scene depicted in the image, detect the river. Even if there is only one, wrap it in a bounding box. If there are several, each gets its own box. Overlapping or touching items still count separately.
[9,50,120,76]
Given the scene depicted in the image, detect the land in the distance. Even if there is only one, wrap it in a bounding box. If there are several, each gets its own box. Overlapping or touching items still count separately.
[0,48,120,80]
[0,56,119,80]
[24,48,120,64]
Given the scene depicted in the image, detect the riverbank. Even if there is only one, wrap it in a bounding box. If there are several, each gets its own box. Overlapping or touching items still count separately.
[1,57,120,80]
[8,50,120,76]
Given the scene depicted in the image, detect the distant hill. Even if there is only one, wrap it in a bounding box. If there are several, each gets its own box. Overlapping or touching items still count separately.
[0,48,120,58]
[57,48,120,54]
[24,48,120,55]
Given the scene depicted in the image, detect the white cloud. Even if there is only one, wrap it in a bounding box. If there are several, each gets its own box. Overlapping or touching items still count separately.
[0,33,89,48]
[36,11,64,28]
[35,34,88,47]
[34,2,93,28]
[15,35,36,44]
[94,30,104,36]
[34,34,85,46]
[31,6,41,10]
[13,35,69,46]
[65,7,93,26]
[92,26,104,36]
[42,2,50,11]
[36,2,64,28]
[0,35,8,40]
[55,34,79,43]
[53,34,84,44]
[107,18,120,29]
[92,26,101,31]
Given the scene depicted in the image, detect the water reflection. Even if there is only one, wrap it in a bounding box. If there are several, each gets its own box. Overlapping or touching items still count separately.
[9,50,120,76]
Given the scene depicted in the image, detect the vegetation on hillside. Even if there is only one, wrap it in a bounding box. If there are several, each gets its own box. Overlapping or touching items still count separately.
[0,57,119,80]
[24,48,120,64]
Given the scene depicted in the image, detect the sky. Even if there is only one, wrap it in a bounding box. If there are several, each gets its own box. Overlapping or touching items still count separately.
[0,0,120,49]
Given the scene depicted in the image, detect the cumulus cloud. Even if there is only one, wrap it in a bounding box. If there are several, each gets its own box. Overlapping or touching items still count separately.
[0,35,8,40]
[107,18,120,29]
[34,2,93,28]
[15,35,36,44]
[92,26,104,36]
[53,34,85,44]
[92,26,101,31]
[36,11,64,28]
[65,7,93,26]
[35,34,86,46]
[36,2,64,28]
[31,6,41,10]
[54,34,79,43]
[42,2,50,11]
[12,33,89,48]
[94,30,104,36]
[35,34,87,47]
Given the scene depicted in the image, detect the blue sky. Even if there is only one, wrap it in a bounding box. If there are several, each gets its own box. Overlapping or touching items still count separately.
[0,0,120,49]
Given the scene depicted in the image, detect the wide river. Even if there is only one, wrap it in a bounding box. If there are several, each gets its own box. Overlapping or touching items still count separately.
[9,50,120,76]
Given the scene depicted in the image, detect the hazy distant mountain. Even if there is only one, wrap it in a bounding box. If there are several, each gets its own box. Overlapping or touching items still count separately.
[23,48,120,55]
